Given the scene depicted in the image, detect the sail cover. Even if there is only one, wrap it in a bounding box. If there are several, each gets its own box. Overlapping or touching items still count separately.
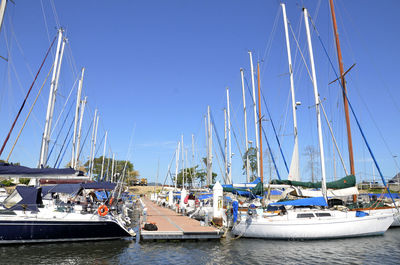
[271,175,356,189]
[271,196,328,207]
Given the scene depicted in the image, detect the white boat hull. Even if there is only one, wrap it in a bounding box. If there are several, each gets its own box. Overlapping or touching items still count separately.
[232,210,394,239]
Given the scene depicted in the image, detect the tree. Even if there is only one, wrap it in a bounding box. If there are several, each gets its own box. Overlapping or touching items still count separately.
[242,147,258,181]
[303,145,320,182]
[84,156,139,182]
[174,165,217,187]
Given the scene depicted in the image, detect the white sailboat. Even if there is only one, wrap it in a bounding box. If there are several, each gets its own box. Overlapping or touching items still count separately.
[231,5,395,239]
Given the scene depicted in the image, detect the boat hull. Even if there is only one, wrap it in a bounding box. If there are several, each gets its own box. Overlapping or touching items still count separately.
[232,212,394,239]
[0,219,132,244]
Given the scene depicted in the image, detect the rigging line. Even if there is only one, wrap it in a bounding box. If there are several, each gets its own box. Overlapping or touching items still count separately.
[50,72,80,137]
[50,0,61,29]
[307,14,399,210]
[161,151,176,191]
[56,130,73,169]
[6,62,54,162]
[244,75,289,174]
[261,87,289,174]
[40,0,52,45]
[8,14,34,78]
[261,125,281,180]
[260,5,281,76]
[53,116,74,167]
[94,132,106,158]
[46,101,75,164]
[209,109,226,163]
[0,35,57,158]
[213,143,226,184]
[77,118,94,163]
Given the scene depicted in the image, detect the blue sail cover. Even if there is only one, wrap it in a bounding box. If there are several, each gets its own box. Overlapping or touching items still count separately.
[0,162,78,176]
[81,182,116,190]
[271,196,328,207]
[42,184,82,196]
[8,186,41,211]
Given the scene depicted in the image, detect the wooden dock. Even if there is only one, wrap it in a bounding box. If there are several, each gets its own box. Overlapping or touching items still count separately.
[140,197,221,240]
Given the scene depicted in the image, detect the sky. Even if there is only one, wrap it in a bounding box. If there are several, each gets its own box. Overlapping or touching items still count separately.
[0,0,399,185]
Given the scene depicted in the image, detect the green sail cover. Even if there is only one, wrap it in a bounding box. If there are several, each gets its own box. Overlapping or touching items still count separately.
[270,175,356,189]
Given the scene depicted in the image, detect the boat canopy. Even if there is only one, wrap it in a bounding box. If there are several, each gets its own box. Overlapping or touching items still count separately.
[3,186,42,211]
[0,162,81,176]
[271,175,356,189]
[81,182,116,190]
[41,184,82,196]
[271,196,328,207]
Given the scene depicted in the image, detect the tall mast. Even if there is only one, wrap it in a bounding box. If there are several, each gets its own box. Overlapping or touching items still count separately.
[249,51,260,180]
[71,67,85,169]
[304,8,327,201]
[175,142,180,190]
[39,29,63,167]
[181,134,184,188]
[91,113,99,179]
[257,62,264,184]
[75,96,87,168]
[88,109,97,178]
[224,108,228,182]
[207,106,213,185]
[111,153,115,182]
[240,69,251,182]
[100,131,108,180]
[281,3,300,181]
[329,0,355,176]
[0,0,7,35]
[226,87,232,184]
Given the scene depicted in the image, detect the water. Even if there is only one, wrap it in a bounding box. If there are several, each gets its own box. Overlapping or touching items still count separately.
[1,229,399,264]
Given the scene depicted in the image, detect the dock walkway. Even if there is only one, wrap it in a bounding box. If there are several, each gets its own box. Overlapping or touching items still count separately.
[140,197,221,240]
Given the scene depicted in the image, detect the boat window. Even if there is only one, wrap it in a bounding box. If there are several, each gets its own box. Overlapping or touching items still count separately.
[315,213,331,217]
[297,213,315,218]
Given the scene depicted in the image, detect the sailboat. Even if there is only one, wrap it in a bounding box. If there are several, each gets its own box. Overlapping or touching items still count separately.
[231,5,395,239]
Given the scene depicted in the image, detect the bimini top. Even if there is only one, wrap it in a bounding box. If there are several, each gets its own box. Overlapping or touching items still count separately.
[271,196,328,207]
[0,162,80,177]
[3,186,42,211]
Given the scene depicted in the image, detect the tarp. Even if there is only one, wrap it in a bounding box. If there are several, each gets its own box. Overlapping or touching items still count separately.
[369,193,400,200]
[271,175,356,189]
[271,196,328,207]
[95,190,110,200]
[5,186,42,211]
[42,184,82,196]
[0,162,79,176]
[81,182,116,190]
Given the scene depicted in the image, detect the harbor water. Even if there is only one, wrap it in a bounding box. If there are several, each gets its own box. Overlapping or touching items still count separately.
[1,228,399,264]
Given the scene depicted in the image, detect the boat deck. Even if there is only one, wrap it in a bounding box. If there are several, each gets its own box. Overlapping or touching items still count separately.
[140,197,221,240]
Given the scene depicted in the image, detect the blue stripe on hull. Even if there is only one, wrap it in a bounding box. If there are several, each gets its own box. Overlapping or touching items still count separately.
[0,220,131,243]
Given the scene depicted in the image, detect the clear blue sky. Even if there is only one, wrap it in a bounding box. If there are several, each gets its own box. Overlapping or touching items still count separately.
[0,0,399,184]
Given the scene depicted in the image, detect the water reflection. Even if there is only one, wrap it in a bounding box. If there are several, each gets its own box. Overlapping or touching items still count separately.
[0,229,399,264]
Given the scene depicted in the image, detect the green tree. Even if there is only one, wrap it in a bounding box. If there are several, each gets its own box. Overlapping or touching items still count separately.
[84,156,139,182]
[174,165,217,187]
[242,147,258,181]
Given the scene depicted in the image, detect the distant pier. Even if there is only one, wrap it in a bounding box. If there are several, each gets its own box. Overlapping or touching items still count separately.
[140,197,221,240]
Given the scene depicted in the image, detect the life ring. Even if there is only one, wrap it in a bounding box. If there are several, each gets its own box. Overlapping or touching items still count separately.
[98,205,109,216]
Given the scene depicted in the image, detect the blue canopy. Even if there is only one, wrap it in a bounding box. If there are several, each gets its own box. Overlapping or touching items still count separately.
[7,186,42,211]
[369,193,400,200]
[0,162,79,176]
[81,182,116,190]
[42,184,82,196]
[271,196,328,207]
[198,194,213,201]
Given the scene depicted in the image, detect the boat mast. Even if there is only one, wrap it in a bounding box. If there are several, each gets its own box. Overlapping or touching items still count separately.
[281,3,300,181]
[75,96,87,168]
[39,29,64,167]
[111,153,115,182]
[226,87,232,184]
[88,109,98,178]
[0,0,7,36]
[181,134,184,188]
[207,106,213,185]
[304,8,327,201]
[240,68,251,182]
[328,0,355,176]
[71,67,85,169]
[224,108,228,182]
[249,52,260,180]
[100,131,108,180]
[257,62,264,184]
[175,142,180,190]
